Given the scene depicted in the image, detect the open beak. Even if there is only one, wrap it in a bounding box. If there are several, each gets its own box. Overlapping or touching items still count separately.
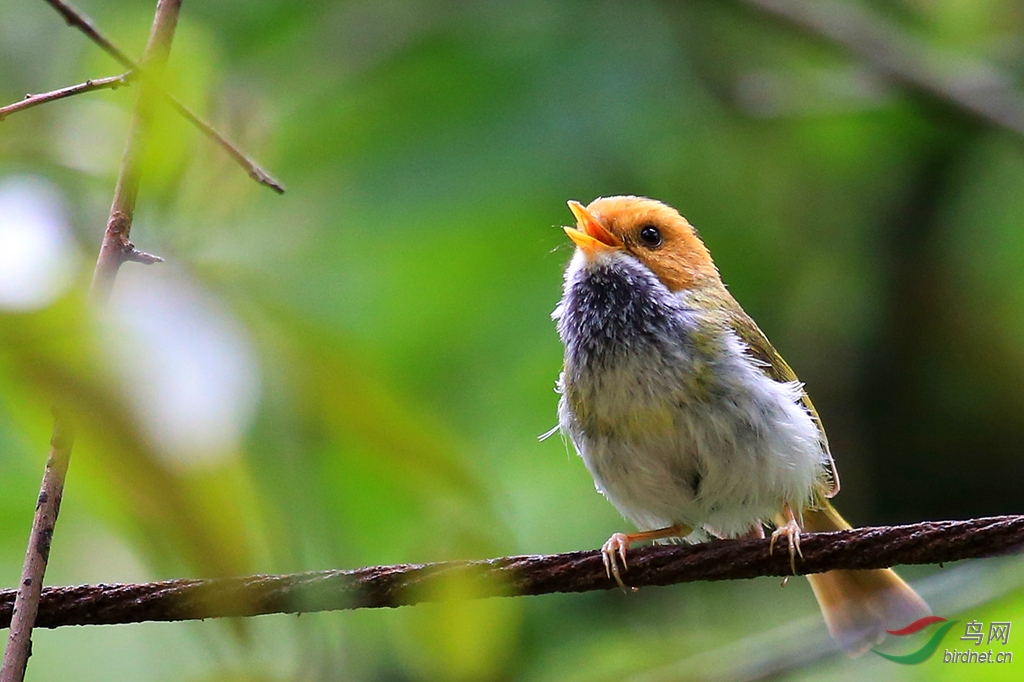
[564,200,621,257]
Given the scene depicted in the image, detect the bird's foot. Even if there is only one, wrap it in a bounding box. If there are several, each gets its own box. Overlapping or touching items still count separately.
[769,505,803,577]
[601,533,634,593]
[600,524,692,593]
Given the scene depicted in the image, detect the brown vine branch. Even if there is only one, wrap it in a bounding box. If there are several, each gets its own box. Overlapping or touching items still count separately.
[1,516,1021,630]
[741,0,1024,138]
[0,73,130,120]
[42,0,285,193]
[0,3,184,681]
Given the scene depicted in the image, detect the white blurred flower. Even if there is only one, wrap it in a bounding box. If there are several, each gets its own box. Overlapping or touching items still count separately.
[103,267,261,467]
[0,176,76,310]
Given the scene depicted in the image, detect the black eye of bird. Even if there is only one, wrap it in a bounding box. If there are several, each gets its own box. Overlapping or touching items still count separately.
[639,225,662,248]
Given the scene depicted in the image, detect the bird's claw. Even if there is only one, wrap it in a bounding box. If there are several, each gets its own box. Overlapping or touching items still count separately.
[769,518,803,576]
[601,533,636,592]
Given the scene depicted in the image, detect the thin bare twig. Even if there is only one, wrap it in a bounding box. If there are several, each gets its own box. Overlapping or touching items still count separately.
[0,3,184,681]
[0,419,73,657]
[741,0,1024,138]
[1,516,1021,630]
[89,0,181,302]
[0,73,130,121]
[44,0,134,66]
[42,0,285,193]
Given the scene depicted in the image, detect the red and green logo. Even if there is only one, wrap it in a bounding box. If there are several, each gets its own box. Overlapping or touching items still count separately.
[872,616,958,664]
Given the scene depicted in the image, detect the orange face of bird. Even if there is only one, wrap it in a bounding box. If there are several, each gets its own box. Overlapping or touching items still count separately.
[564,196,719,292]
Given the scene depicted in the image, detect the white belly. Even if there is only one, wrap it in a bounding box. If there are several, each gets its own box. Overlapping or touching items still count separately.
[559,330,826,539]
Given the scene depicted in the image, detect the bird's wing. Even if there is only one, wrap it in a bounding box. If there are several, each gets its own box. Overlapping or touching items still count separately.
[728,311,841,498]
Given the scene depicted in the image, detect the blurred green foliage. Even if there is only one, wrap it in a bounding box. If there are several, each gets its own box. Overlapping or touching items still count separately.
[2,0,1024,680]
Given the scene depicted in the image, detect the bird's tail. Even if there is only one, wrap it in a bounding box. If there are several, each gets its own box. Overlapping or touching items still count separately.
[802,501,931,655]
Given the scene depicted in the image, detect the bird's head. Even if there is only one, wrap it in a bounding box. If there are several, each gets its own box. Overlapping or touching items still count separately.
[563,196,719,292]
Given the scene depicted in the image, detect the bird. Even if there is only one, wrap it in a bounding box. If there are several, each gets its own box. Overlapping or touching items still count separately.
[551,195,930,654]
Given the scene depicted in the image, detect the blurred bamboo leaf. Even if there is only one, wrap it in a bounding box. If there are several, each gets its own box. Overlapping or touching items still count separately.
[226,293,507,566]
[391,565,523,682]
[0,290,268,580]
